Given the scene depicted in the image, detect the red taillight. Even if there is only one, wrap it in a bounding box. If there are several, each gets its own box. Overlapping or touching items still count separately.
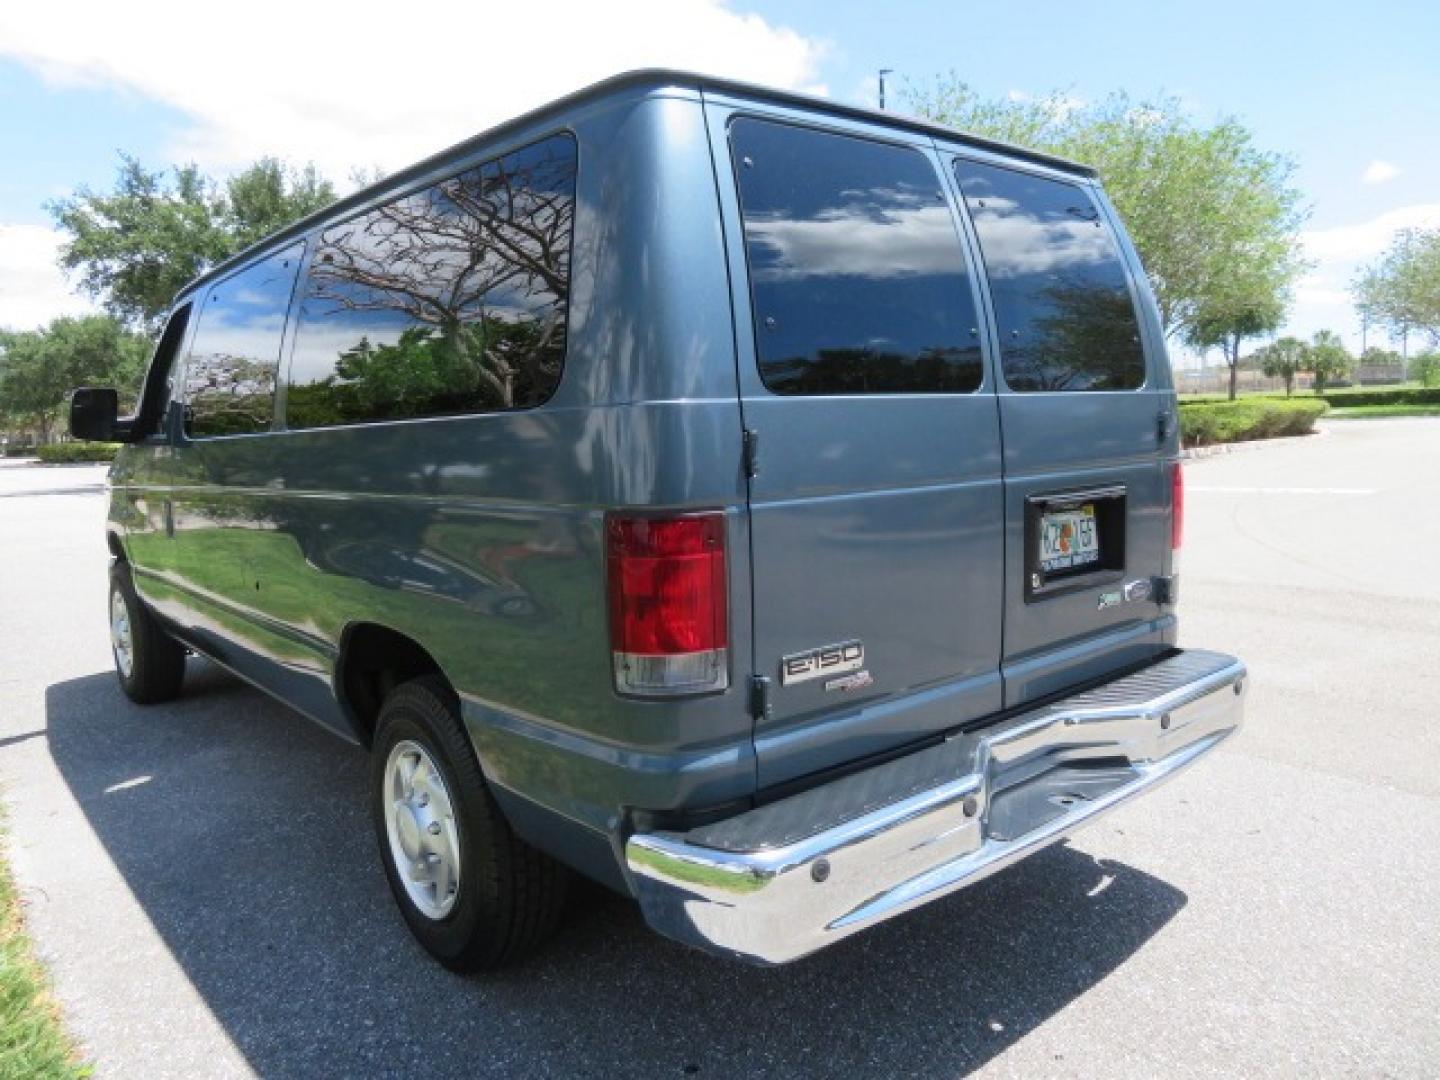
[606,512,728,695]
[1170,460,1185,550]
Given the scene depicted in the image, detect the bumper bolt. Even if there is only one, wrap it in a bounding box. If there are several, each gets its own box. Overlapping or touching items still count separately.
[427,822,442,835]
[1160,713,1172,730]
[811,859,831,884]
[962,796,979,818]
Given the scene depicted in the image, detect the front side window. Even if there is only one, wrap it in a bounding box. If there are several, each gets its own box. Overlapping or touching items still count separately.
[731,118,983,395]
[181,245,303,437]
[956,160,1145,392]
[135,303,190,438]
[285,132,577,429]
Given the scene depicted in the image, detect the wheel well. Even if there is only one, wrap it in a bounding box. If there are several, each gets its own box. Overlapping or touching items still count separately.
[337,624,447,746]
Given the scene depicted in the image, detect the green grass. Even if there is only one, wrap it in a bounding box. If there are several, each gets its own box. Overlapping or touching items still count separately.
[0,832,88,1079]
[1327,404,1440,419]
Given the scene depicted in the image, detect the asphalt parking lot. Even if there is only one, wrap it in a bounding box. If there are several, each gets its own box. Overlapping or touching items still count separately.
[2,419,1437,1078]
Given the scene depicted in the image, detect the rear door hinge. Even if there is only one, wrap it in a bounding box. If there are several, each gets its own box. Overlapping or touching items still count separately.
[1157,410,1174,442]
[741,428,760,478]
[749,675,771,720]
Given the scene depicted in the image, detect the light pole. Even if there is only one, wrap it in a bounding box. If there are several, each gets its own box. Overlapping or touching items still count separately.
[878,68,893,110]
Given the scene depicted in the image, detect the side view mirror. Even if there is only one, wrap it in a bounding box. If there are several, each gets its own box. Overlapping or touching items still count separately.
[69,387,128,442]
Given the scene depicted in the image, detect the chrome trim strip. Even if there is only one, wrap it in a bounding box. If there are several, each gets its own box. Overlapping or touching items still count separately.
[626,649,1246,965]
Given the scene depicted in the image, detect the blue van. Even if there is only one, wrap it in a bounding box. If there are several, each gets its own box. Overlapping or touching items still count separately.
[71,70,1246,969]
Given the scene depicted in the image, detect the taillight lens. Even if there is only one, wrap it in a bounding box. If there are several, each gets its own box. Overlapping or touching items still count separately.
[1170,460,1185,551]
[606,512,728,696]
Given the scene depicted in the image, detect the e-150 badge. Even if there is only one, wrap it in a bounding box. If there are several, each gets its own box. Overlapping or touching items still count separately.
[781,641,864,686]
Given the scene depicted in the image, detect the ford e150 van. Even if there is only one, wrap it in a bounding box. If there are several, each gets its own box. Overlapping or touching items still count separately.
[70,70,1246,970]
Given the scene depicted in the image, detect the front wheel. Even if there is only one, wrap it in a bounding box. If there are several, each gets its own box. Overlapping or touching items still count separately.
[371,677,568,970]
[109,562,186,704]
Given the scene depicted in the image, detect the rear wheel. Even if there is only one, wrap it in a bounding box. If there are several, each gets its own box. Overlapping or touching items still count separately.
[109,562,186,704]
[371,676,568,970]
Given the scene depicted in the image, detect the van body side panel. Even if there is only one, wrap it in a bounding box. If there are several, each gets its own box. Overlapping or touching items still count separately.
[141,89,753,858]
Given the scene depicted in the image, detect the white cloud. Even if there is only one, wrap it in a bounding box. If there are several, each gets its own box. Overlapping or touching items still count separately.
[1278,203,1440,347]
[0,0,826,327]
[748,202,961,281]
[0,223,99,331]
[1301,203,1440,263]
[1361,160,1401,185]
[0,0,826,180]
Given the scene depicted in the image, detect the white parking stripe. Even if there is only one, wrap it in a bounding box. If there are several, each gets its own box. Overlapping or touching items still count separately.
[1188,486,1376,496]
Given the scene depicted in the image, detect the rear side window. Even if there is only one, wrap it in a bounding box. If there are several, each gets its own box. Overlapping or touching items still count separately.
[181,244,303,437]
[285,132,576,429]
[956,160,1145,392]
[731,118,983,395]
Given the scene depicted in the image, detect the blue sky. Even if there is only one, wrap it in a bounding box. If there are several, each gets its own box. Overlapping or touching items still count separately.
[2,0,1436,358]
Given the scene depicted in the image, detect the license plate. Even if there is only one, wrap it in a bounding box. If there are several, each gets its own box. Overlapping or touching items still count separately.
[1039,504,1099,573]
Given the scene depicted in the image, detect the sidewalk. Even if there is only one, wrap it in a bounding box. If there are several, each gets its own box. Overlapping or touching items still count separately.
[0,461,110,497]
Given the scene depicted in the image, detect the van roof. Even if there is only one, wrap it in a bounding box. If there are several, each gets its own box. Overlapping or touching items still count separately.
[178,68,1097,299]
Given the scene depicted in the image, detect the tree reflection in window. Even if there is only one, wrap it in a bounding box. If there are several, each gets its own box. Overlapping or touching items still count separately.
[286,133,576,428]
[957,160,1145,392]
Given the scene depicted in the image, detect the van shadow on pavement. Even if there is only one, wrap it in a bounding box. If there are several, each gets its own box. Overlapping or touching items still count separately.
[46,665,1186,1078]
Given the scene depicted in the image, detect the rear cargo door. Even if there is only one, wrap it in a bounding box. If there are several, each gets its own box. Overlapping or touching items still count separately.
[707,106,1006,790]
[946,151,1175,707]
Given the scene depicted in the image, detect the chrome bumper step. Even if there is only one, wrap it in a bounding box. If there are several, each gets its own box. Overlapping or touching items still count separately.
[626,649,1247,965]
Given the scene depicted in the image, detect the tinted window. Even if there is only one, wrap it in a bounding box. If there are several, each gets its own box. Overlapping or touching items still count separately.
[731,119,982,395]
[181,246,302,437]
[957,161,1145,392]
[134,303,190,438]
[285,133,576,428]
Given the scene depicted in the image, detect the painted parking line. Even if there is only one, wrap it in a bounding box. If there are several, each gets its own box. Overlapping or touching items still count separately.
[1187,486,1376,496]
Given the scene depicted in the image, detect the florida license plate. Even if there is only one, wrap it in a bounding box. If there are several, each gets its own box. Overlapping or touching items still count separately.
[1040,504,1099,572]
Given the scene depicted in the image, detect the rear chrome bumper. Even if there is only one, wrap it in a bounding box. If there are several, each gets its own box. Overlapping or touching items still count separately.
[626,649,1246,965]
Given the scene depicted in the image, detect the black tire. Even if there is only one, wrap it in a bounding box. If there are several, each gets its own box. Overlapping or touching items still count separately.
[109,561,186,704]
[371,676,569,971]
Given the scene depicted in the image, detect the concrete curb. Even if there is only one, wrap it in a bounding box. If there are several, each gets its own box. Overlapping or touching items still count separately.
[1181,427,1329,460]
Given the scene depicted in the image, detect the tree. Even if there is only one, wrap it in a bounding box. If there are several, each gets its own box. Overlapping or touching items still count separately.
[225,159,335,249]
[1413,351,1440,388]
[1307,329,1353,393]
[1256,336,1310,396]
[907,77,1308,347]
[49,156,336,335]
[0,316,152,441]
[1353,228,1440,355]
[1359,345,1403,369]
[1185,263,1288,399]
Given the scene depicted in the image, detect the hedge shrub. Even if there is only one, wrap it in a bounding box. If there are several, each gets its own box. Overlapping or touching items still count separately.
[1179,399,1328,447]
[1315,386,1440,408]
[1415,354,1440,389]
[35,442,120,463]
